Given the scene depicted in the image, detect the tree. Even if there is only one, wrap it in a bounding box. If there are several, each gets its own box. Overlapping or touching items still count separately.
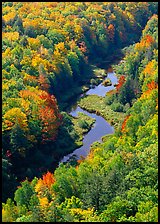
[38,92,62,142]
[135,201,158,222]
[107,24,115,42]
[118,78,135,105]
[14,16,24,34]
[42,171,55,188]
[2,198,18,222]
[9,122,30,157]
[2,158,18,202]
[14,179,35,209]
[67,51,80,80]
[3,107,28,131]
[99,196,135,222]
[24,25,36,38]
[52,164,79,202]
[46,29,65,46]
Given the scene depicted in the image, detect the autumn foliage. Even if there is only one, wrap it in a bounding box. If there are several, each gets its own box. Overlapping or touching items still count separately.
[121,115,131,133]
[2,3,158,219]
[40,92,62,141]
[107,24,115,42]
[42,171,55,188]
[116,75,126,92]
[135,34,155,50]
[141,34,155,48]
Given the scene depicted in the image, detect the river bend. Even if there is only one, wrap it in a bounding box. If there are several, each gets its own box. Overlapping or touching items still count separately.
[59,70,117,163]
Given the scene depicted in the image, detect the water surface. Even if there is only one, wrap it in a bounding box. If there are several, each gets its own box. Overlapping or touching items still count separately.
[85,72,118,96]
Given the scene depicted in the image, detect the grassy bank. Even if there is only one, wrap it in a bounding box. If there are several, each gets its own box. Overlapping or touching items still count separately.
[71,112,96,147]
[78,94,125,131]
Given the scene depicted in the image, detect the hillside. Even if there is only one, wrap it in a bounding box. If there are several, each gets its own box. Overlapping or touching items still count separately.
[2,2,158,222]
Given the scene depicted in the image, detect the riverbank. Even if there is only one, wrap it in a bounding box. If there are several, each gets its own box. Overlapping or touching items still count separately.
[71,112,96,148]
[78,94,125,131]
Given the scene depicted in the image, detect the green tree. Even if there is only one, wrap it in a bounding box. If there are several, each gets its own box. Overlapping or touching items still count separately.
[24,25,36,38]
[52,164,79,203]
[14,179,35,209]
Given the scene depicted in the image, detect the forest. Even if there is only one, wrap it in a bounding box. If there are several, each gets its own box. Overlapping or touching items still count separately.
[2,2,158,222]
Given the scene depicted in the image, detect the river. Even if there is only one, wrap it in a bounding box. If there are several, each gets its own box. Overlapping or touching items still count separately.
[59,68,118,164]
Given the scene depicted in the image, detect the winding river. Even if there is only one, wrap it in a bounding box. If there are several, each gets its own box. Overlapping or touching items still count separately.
[59,69,118,164]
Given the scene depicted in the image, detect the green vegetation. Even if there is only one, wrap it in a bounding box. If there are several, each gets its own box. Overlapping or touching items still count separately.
[110,102,124,112]
[72,112,96,147]
[90,78,99,87]
[102,78,112,86]
[2,2,158,222]
[49,111,95,155]
[79,95,125,130]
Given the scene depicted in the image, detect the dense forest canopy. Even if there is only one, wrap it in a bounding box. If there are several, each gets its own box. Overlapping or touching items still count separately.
[2,2,158,222]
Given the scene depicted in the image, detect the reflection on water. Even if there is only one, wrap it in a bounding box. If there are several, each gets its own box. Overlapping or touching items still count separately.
[59,69,117,164]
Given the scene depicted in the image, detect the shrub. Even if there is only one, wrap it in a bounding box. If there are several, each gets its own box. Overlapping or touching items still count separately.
[111,102,124,112]
[90,79,98,87]
[102,79,112,86]
[123,103,130,112]
[104,94,115,105]
[78,120,89,129]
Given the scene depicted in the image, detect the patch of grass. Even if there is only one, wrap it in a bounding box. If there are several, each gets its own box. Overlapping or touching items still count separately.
[101,134,113,143]
[111,102,124,112]
[78,95,125,131]
[72,112,96,146]
[104,93,115,105]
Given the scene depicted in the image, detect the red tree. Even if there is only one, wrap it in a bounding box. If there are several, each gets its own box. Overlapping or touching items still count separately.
[116,75,126,92]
